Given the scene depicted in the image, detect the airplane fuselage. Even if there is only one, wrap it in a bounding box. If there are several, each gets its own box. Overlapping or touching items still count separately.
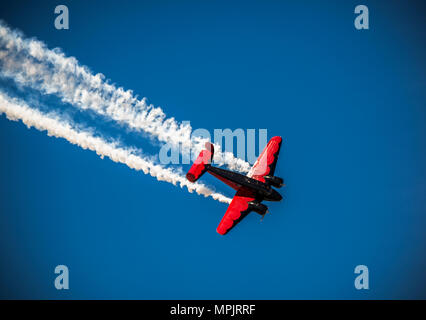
[207,166,282,202]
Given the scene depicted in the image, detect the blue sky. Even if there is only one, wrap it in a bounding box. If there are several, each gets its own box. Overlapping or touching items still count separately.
[0,0,425,299]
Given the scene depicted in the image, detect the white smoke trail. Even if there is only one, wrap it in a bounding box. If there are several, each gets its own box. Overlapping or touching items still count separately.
[0,21,251,173]
[0,91,232,204]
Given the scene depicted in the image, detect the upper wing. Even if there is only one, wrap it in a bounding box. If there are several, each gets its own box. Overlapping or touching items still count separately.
[248,136,282,183]
[216,187,256,235]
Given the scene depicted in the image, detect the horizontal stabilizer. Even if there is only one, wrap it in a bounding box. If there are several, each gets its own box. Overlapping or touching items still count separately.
[186,142,214,182]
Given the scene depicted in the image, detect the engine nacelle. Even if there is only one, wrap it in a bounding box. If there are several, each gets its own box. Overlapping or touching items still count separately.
[186,142,214,182]
[264,175,284,188]
[248,201,268,215]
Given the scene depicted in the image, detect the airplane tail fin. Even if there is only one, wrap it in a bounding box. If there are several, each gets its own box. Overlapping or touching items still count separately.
[186,142,214,182]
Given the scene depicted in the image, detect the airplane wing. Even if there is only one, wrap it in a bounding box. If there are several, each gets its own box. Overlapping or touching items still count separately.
[248,136,282,183]
[216,187,256,235]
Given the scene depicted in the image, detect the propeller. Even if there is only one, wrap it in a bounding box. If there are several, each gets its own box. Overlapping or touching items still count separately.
[260,209,270,221]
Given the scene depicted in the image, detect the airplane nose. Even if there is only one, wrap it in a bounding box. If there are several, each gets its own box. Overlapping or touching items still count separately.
[269,189,282,202]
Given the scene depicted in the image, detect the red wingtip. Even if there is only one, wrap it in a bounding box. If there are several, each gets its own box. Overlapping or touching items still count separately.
[216,226,227,235]
[205,142,214,154]
[270,136,282,143]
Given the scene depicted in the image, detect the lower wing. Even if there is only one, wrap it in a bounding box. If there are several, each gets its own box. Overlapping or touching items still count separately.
[216,187,256,235]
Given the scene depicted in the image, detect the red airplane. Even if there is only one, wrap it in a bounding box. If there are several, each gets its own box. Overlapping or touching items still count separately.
[186,136,284,235]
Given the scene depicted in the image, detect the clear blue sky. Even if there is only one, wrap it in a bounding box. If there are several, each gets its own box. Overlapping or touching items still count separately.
[0,0,425,299]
